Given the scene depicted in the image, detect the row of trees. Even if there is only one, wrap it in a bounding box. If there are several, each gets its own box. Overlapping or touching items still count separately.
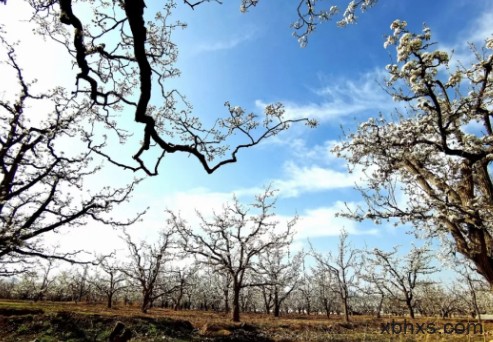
[0,232,490,322]
[1,0,493,330]
[0,189,491,323]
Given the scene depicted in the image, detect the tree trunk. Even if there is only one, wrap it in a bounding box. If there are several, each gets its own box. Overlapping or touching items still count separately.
[262,288,271,314]
[141,292,151,313]
[107,292,113,309]
[465,230,493,288]
[342,295,350,323]
[232,285,241,322]
[224,288,230,313]
[174,288,183,311]
[323,298,331,319]
[441,309,449,318]
[273,303,281,317]
[273,290,280,317]
[406,297,415,319]
[376,294,384,318]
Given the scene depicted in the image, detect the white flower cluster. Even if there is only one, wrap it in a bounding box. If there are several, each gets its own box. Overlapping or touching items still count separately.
[318,5,339,21]
[384,19,407,49]
[231,106,245,117]
[382,22,454,93]
[337,0,358,27]
[397,33,422,61]
[240,0,258,13]
[486,36,493,50]
[421,50,449,65]
[446,71,462,87]
[360,0,377,11]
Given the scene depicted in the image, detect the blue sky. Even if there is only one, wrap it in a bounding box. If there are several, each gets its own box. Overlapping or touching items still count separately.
[1,1,493,270]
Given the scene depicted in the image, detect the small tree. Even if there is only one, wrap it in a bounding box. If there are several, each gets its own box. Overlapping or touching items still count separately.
[119,228,175,313]
[296,265,315,315]
[167,187,297,322]
[358,253,388,318]
[257,247,303,317]
[312,266,338,318]
[452,261,491,320]
[370,245,436,318]
[70,265,92,304]
[415,283,460,318]
[159,263,198,311]
[91,257,127,309]
[191,265,223,311]
[310,230,359,322]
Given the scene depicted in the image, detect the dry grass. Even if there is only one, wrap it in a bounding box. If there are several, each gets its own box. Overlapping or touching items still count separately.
[1,299,493,341]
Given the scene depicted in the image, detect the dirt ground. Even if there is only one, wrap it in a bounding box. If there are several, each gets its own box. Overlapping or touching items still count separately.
[0,299,492,341]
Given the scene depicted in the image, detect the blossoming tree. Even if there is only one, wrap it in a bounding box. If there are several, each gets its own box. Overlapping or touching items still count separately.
[334,21,493,287]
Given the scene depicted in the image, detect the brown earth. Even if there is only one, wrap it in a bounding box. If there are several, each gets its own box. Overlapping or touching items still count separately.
[0,300,492,341]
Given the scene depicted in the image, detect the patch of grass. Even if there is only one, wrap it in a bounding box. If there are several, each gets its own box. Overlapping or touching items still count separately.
[15,323,31,334]
[1,300,492,341]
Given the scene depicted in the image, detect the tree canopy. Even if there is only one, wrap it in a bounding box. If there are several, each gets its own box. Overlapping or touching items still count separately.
[21,0,314,176]
[0,0,319,270]
[334,21,493,287]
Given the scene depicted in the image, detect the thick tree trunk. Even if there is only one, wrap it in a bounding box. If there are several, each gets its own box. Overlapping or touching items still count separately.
[441,309,449,318]
[458,228,493,288]
[273,291,280,317]
[224,288,230,313]
[406,297,415,319]
[376,294,384,318]
[342,295,350,323]
[305,298,311,315]
[141,292,151,313]
[107,292,113,309]
[475,258,493,288]
[273,303,281,317]
[232,285,241,322]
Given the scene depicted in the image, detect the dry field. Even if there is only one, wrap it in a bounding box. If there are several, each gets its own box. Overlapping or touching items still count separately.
[0,300,492,341]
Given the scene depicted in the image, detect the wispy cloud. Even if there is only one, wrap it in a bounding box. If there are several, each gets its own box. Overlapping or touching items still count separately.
[255,69,394,124]
[285,139,342,165]
[273,161,363,198]
[194,30,256,53]
[439,4,493,65]
[262,138,372,198]
[461,4,493,45]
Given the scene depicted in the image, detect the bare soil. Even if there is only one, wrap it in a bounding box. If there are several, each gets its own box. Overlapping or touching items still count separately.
[0,300,492,341]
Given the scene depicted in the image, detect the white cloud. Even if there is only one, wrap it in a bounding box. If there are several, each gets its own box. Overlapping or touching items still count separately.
[0,2,73,90]
[293,201,379,239]
[437,5,493,66]
[255,69,393,124]
[273,161,363,198]
[194,30,256,53]
[266,137,375,198]
[45,187,379,259]
[462,5,493,45]
[158,188,377,239]
[285,139,342,165]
